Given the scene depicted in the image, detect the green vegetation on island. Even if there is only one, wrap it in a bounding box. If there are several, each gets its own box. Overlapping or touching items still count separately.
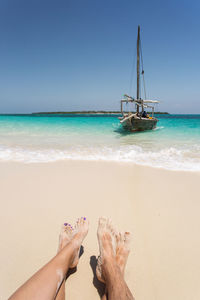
[32,111,169,115]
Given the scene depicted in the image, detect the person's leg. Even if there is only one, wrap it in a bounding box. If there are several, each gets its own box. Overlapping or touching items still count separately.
[56,282,65,300]
[103,262,134,300]
[97,218,134,300]
[9,217,89,300]
[55,223,73,300]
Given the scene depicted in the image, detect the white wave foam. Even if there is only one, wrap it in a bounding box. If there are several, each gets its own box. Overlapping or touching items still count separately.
[0,144,200,172]
[153,126,164,130]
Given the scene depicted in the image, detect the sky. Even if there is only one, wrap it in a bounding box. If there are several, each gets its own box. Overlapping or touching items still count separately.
[0,0,199,113]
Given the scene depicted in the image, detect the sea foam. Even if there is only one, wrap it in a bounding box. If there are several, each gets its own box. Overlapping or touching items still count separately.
[0,144,200,172]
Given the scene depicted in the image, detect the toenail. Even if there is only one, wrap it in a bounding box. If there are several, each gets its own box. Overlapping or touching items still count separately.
[64,223,68,226]
[84,217,86,220]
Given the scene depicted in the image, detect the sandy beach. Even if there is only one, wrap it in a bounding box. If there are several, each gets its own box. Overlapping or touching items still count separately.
[1,161,200,299]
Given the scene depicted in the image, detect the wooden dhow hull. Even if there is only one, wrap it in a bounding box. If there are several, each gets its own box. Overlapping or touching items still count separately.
[120,116,158,132]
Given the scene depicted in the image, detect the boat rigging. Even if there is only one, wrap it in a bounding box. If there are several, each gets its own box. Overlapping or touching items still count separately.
[119,26,159,132]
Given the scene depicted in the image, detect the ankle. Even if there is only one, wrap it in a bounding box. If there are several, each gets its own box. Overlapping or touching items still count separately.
[103,264,123,288]
[102,257,119,277]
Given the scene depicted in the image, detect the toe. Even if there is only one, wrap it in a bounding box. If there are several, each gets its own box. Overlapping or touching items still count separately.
[76,218,81,227]
[98,217,107,230]
[119,232,124,243]
[65,224,73,234]
[107,218,113,230]
[110,221,117,236]
[116,232,120,243]
[83,217,89,228]
[61,224,67,234]
[124,231,131,249]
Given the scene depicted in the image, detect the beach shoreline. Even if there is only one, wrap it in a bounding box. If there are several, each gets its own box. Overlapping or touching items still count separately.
[1,160,200,299]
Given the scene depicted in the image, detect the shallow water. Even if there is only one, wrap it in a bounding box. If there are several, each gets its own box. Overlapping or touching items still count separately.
[0,114,200,171]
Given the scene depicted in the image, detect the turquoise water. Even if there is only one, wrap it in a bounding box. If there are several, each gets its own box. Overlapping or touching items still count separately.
[0,114,200,171]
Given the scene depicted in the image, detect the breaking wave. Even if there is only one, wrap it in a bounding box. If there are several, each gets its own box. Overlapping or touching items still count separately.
[0,144,200,171]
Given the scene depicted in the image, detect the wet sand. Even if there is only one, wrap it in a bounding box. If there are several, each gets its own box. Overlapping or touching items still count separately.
[1,161,200,299]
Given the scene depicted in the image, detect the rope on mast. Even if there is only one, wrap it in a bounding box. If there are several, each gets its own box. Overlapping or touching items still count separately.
[129,41,137,96]
[140,39,147,100]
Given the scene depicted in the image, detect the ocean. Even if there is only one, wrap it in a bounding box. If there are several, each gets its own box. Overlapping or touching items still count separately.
[0,114,199,171]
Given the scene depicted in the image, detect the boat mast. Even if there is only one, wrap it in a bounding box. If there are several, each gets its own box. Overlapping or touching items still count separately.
[137,26,140,101]
[136,26,140,113]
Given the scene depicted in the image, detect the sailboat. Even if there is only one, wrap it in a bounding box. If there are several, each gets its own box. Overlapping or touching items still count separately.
[119,26,159,132]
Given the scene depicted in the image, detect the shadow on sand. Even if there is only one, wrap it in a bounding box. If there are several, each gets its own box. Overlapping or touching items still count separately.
[90,255,106,298]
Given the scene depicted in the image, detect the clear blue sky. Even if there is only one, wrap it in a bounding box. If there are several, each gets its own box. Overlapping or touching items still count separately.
[0,0,199,113]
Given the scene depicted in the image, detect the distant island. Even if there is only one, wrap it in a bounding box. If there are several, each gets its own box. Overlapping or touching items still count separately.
[32,111,169,115]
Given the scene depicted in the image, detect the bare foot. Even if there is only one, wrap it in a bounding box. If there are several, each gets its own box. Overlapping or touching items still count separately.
[96,218,131,283]
[116,231,131,276]
[70,217,89,267]
[57,223,74,253]
[58,217,89,268]
[96,217,117,283]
